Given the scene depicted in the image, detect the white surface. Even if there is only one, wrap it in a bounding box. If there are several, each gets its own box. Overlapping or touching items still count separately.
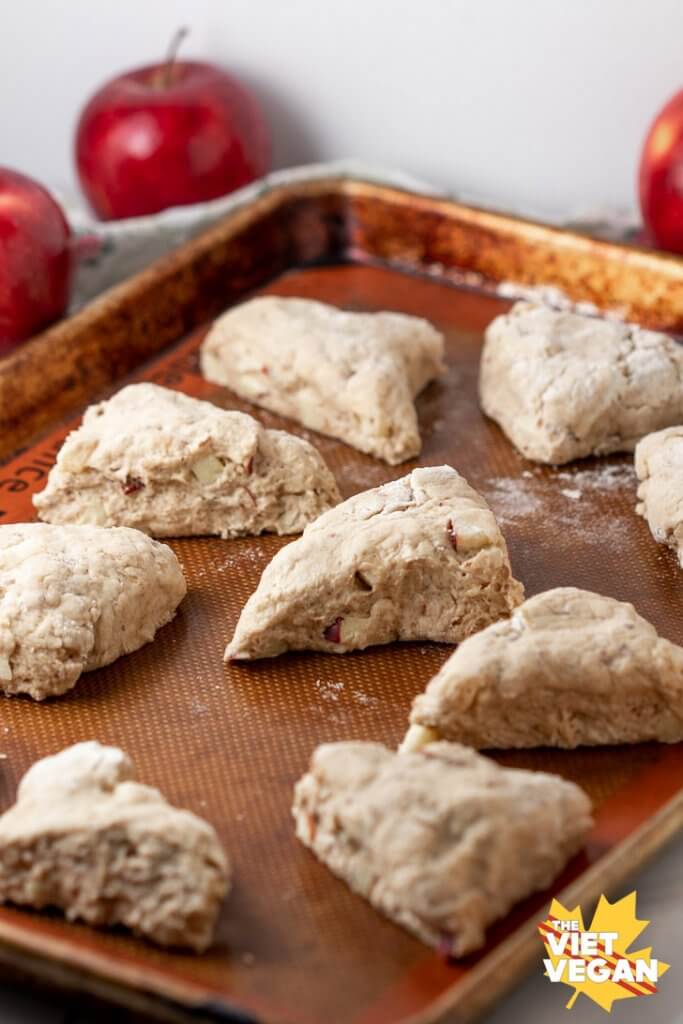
[1,0,682,217]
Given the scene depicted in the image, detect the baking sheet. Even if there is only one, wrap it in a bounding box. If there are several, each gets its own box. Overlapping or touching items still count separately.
[0,264,680,1024]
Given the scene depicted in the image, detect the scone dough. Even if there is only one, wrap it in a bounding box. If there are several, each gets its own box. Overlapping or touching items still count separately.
[34,383,340,538]
[226,466,523,660]
[200,296,446,465]
[0,523,186,700]
[293,741,591,957]
[635,426,683,565]
[480,302,683,464]
[404,587,683,751]
[0,742,229,951]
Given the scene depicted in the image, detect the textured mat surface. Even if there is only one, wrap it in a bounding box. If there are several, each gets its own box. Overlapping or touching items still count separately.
[0,265,680,1024]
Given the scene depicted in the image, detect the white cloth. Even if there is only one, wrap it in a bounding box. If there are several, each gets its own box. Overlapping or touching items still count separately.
[58,159,640,311]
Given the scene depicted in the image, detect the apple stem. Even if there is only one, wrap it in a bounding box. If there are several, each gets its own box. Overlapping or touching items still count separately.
[159,26,189,87]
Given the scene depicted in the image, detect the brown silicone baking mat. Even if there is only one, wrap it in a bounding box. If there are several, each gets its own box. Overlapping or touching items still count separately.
[0,262,681,1024]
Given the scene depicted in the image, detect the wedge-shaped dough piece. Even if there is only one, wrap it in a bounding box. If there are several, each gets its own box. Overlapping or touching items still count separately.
[34,383,340,538]
[293,741,591,956]
[200,296,446,465]
[226,466,523,660]
[480,302,683,464]
[0,742,229,951]
[635,426,683,566]
[404,587,683,751]
[0,523,186,700]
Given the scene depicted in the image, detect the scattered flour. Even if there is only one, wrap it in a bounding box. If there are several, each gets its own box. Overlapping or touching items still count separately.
[213,548,270,574]
[554,462,636,492]
[413,260,487,293]
[482,477,542,525]
[189,548,268,578]
[495,281,627,322]
[351,690,380,708]
[314,679,344,702]
[313,678,381,711]
[483,460,637,538]
[338,463,395,495]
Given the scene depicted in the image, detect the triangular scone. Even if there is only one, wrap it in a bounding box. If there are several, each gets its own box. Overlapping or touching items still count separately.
[0,524,186,700]
[226,466,524,660]
[34,383,340,538]
[480,302,683,464]
[0,743,229,951]
[403,587,683,752]
[635,426,683,566]
[293,741,591,957]
[200,296,446,465]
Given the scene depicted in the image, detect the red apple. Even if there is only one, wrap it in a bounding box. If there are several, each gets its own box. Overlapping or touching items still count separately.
[75,35,270,220]
[639,88,683,253]
[0,167,72,354]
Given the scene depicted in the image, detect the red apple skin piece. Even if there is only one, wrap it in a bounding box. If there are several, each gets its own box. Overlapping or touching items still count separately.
[323,618,343,644]
[75,61,270,220]
[0,167,72,353]
[639,88,683,253]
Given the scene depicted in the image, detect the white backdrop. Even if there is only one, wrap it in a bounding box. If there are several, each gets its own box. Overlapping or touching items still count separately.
[1,0,681,218]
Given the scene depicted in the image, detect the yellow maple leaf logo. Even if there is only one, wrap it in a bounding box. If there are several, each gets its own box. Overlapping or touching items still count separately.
[538,892,669,1012]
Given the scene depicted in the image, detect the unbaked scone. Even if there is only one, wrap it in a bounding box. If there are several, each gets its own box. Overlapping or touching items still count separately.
[200,296,446,465]
[0,742,229,951]
[403,587,683,751]
[479,302,683,464]
[34,383,340,538]
[0,523,186,700]
[293,741,591,957]
[226,466,523,660]
[635,426,683,565]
